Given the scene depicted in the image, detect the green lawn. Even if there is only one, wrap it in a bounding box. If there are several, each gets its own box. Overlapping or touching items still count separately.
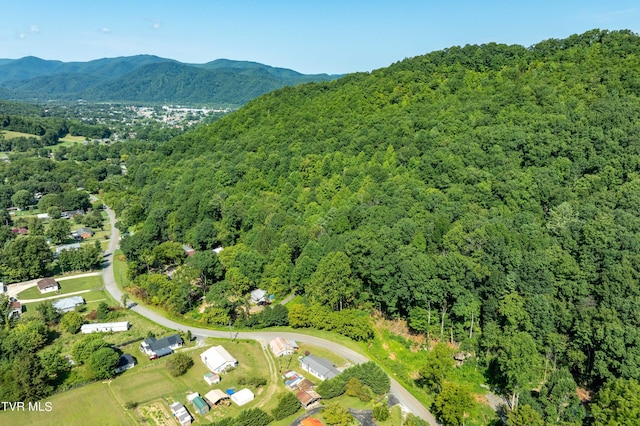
[0,381,136,425]
[17,275,104,301]
[1,130,41,139]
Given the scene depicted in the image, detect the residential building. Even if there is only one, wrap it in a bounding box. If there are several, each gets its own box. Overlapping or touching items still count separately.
[81,321,130,334]
[299,355,340,381]
[52,296,85,313]
[72,227,94,239]
[37,278,59,294]
[250,288,267,304]
[8,301,22,319]
[269,337,298,357]
[182,245,196,256]
[55,242,81,256]
[296,389,321,408]
[140,334,184,358]
[200,345,238,373]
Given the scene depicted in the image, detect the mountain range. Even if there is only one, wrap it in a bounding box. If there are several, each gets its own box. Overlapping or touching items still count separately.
[0,55,341,106]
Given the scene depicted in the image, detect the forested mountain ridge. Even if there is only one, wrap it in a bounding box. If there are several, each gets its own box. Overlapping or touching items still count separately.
[0,55,340,105]
[109,29,640,422]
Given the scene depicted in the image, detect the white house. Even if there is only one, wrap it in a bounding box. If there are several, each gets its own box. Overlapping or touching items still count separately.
[81,321,130,334]
[140,334,184,358]
[250,288,267,304]
[37,278,59,294]
[230,388,254,406]
[269,337,298,357]
[200,345,238,373]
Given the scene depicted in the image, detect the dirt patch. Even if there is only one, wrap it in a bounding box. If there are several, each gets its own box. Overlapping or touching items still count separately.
[388,352,396,360]
[409,370,421,380]
[576,387,591,402]
[136,401,175,426]
[198,300,210,314]
[473,393,488,404]
[249,305,264,314]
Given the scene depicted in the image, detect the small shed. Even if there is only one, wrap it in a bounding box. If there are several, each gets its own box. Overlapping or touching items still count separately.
[169,402,192,426]
[230,388,254,406]
[192,396,209,414]
[204,371,220,385]
[115,353,136,373]
[296,389,321,408]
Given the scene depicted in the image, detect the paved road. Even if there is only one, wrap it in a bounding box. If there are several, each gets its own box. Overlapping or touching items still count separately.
[101,205,438,425]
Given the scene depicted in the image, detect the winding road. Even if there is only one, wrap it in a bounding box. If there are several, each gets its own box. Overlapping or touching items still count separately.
[101,205,438,424]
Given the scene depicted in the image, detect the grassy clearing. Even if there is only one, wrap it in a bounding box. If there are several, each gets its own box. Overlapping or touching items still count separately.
[0,380,136,425]
[1,130,41,139]
[114,250,131,289]
[58,134,86,144]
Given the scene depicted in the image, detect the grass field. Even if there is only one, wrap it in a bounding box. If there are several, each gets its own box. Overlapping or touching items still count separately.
[0,381,137,425]
[17,275,104,301]
[1,130,41,140]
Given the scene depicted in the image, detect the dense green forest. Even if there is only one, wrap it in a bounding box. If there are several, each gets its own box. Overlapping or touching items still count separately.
[0,56,340,106]
[104,29,640,423]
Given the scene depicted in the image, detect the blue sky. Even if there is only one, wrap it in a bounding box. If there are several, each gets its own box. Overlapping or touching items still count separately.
[1,1,639,74]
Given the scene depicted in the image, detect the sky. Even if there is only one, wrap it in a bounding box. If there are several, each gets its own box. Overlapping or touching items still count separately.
[1,1,639,75]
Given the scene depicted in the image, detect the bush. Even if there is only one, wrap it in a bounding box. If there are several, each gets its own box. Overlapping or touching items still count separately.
[237,375,267,387]
[271,392,301,420]
[373,403,390,421]
[166,353,194,377]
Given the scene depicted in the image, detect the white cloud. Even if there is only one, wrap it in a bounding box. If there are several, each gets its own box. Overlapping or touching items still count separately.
[101,27,111,33]
[30,25,40,33]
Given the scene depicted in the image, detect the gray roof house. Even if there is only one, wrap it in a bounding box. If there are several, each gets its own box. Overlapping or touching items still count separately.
[115,353,137,373]
[299,355,340,381]
[52,296,85,313]
[140,334,184,358]
[250,288,267,304]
